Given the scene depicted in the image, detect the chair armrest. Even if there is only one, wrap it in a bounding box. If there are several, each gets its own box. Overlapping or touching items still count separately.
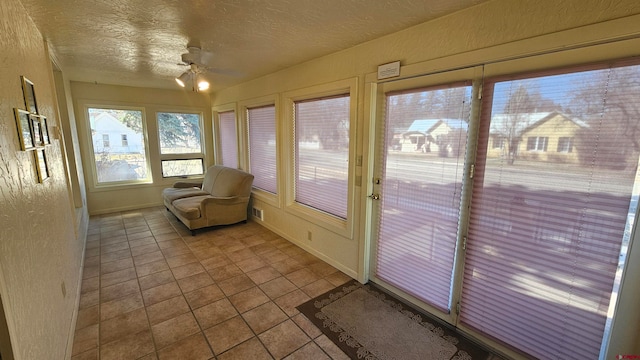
[173,181,203,189]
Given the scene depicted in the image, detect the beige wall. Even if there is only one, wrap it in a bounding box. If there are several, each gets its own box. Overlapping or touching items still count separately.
[70,82,212,215]
[0,0,88,358]
[212,0,640,357]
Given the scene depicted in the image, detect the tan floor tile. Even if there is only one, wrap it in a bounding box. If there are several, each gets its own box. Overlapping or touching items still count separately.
[200,254,232,272]
[246,266,282,285]
[139,269,175,290]
[128,230,153,240]
[100,329,155,360]
[101,257,134,275]
[226,248,256,263]
[274,290,310,317]
[171,262,206,280]
[315,335,349,360]
[308,262,338,277]
[130,243,161,257]
[100,291,144,321]
[84,254,100,266]
[235,256,267,273]
[284,342,330,360]
[133,251,166,266]
[100,308,149,345]
[184,284,226,310]
[242,302,288,334]
[151,312,201,349]
[229,286,270,313]
[151,227,177,237]
[259,320,310,359]
[101,267,138,288]
[71,348,98,360]
[203,316,254,355]
[156,333,213,360]
[260,249,289,264]
[291,313,322,339]
[76,305,100,330]
[128,236,157,248]
[208,263,243,282]
[217,338,272,360]
[153,232,182,242]
[270,258,304,275]
[285,269,319,288]
[101,234,128,245]
[146,295,190,325]
[325,271,352,287]
[218,274,256,296]
[191,246,223,260]
[135,259,170,277]
[137,352,159,360]
[193,298,238,330]
[101,242,130,255]
[81,276,99,294]
[100,279,140,303]
[301,279,335,298]
[142,281,182,306]
[83,265,100,279]
[165,253,199,268]
[160,246,193,258]
[79,290,99,310]
[260,277,297,299]
[177,271,214,293]
[72,323,98,356]
[157,239,188,250]
[125,225,150,234]
[249,243,278,255]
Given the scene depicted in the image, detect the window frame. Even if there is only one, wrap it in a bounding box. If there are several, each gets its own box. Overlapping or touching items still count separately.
[240,95,281,207]
[283,78,358,237]
[155,110,205,179]
[212,103,241,169]
[83,104,153,188]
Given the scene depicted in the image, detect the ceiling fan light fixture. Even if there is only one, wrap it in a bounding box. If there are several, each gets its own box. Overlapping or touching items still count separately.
[175,72,190,87]
[197,79,210,91]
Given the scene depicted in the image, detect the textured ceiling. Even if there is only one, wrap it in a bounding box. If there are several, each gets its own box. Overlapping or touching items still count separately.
[20,0,488,92]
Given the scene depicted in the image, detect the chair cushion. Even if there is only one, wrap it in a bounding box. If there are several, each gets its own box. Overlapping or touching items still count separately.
[162,187,208,203]
[171,195,211,220]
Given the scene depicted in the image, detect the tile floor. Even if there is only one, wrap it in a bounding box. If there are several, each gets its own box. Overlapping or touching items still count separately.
[71,207,352,360]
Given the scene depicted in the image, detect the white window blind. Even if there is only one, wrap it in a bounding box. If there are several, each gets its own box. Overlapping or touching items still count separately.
[248,105,277,193]
[219,111,238,168]
[461,62,640,359]
[294,95,350,219]
[376,83,472,312]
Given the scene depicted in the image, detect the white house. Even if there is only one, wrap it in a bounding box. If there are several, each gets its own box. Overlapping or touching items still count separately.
[90,113,143,154]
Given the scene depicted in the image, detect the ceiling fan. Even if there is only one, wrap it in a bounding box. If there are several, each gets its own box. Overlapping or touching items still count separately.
[175,46,212,92]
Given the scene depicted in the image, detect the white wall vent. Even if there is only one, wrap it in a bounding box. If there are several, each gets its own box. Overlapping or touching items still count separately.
[252,207,264,221]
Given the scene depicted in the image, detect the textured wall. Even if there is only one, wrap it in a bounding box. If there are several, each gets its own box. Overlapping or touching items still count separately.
[0,0,84,359]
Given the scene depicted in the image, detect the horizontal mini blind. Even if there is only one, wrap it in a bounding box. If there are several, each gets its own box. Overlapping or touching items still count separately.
[376,83,472,312]
[218,111,238,168]
[248,105,277,193]
[294,95,350,219]
[461,62,640,359]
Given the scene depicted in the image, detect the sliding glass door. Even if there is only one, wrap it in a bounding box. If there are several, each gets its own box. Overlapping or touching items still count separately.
[369,60,639,358]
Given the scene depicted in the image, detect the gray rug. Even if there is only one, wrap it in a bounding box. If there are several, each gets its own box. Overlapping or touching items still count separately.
[298,280,491,360]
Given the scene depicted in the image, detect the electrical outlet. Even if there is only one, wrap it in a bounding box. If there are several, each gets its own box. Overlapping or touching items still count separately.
[61,281,66,298]
[307,231,312,241]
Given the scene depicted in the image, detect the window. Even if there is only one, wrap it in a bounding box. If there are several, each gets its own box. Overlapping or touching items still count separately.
[557,136,573,152]
[526,136,548,151]
[157,112,204,177]
[218,111,238,168]
[247,105,277,194]
[461,62,640,359]
[492,137,504,149]
[121,134,128,147]
[294,95,350,219]
[88,107,150,184]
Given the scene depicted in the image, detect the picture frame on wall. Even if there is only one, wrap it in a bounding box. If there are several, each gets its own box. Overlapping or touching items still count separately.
[34,148,50,182]
[14,108,35,151]
[39,116,51,145]
[30,115,43,147]
[21,76,38,114]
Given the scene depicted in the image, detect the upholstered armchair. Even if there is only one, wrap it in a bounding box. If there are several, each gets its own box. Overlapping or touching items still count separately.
[162,165,254,235]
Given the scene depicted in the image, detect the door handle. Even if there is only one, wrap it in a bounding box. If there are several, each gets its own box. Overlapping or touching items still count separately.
[368,193,380,200]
